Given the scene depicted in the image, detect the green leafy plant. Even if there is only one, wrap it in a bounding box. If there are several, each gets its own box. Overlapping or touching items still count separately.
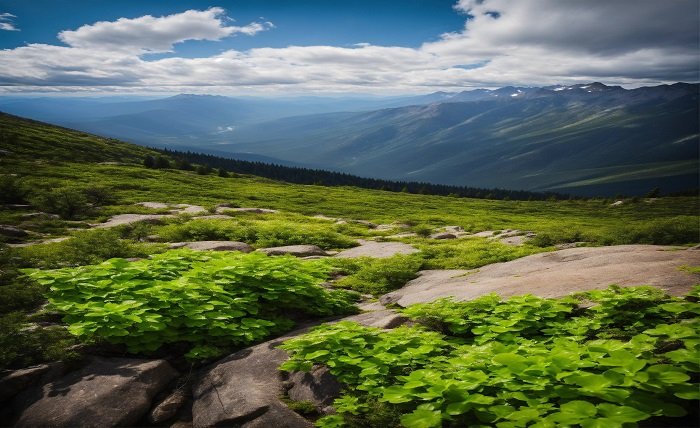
[329,255,422,295]
[281,286,700,427]
[28,250,358,359]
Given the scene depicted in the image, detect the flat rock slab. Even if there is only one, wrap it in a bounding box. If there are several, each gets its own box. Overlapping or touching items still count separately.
[381,245,700,307]
[192,214,233,220]
[169,241,253,252]
[334,240,419,258]
[192,337,312,428]
[258,245,328,257]
[216,207,277,214]
[95,214,173,228]
[342,309,408,329]
[14,357,178,428]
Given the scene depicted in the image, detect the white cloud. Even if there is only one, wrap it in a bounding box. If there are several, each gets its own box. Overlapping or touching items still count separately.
[0,12,19,31]
[0,1,697,94]
[58,7,271,53]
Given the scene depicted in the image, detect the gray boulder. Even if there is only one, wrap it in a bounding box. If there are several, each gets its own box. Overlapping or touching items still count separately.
[0,363,68,402]
[430,232,457,240]
[169,241,253,252]
[0,225,28,238]
[258,245,328,257]
[334,240,419,258]
[287,366,341,409]
[192,338,312,428]
[148,388,188,424]
[14,357,178,428]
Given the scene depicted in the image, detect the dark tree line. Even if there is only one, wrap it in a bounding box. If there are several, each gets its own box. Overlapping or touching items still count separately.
[153,148,572,201]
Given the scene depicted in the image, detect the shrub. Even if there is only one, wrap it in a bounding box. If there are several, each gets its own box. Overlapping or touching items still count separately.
[417,238,543,269]
[28,250,359,359]
[281,286,700,428]
[12,229,156,269]
[331,255,422,295]
[156,219,357,249]
[0,175,28,204]
[32,187,92,219]
[0,312,78,370]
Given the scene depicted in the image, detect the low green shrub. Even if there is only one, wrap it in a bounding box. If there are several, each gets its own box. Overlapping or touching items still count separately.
[28,250,358,360]
[416,238,544,269]
[156,218,357,249]
[281,286,700,428]
[0,312,78,370]
[12,228,157,269]
[330,255,423,295]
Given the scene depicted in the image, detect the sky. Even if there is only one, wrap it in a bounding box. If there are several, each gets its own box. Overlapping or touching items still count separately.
[0,0,698,95]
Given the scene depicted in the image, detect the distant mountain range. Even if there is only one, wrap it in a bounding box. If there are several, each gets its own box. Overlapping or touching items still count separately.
[1,82,697,196]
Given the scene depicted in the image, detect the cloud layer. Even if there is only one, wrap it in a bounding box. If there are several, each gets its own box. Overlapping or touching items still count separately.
[0,1,697,94]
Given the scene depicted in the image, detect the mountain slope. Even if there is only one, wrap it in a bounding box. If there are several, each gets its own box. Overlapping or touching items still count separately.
[225,83,699,195]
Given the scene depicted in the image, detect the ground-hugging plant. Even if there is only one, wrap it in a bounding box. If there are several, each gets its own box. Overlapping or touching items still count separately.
[27,249,358,360]
[280,286,700,428]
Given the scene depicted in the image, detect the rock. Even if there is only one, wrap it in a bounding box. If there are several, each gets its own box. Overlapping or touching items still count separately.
[96,214,173,228]
[334,240,419,258]
[555,242,587,250]
[145,234,163,242]
[192,215,232,220]
[352,220,377,228]
[14,357,178,428]
[21,212,59,220]
[471,230,496,238]
[431,232,457,240]
[610,200,624,206]
[0,225,28,237]
[342,309,408,329]
[312,215,338,221]
[169,241,253,252]
[380,245,700,307]
[287,366,341,409]
[375,224,396,231]
[192,338,312,428]
[0,363,68,403]
[149,388,188,424]
[258,245,328,257]
[386,232,418,239]
[173,204,208,215]
[136,202,170,209]
[217,207,277,214]
[499,235,528,246]
[443,226,464,233]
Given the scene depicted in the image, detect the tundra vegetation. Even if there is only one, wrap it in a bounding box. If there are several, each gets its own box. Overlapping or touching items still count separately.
[0,113,698,426]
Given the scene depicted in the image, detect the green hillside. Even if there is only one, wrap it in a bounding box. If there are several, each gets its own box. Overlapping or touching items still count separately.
[1,113,698,427]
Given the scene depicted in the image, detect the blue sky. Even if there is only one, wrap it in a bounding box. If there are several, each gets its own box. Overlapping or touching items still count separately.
[0,0,465,53]
[0,0,697,95]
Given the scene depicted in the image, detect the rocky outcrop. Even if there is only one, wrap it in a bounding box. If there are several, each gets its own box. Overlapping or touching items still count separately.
[0,224,28,238]
[430,232,456,239]
[95,214,173,228]
[258,245,329,257]
[148,387,189,424]
[0,363,68,402]
[13,357,178,428]
[216,207,277,214]
[334,239,419,258]
[381,245,700,307]
[169,241,253,252]
[192,338,313,428]
[286,366,341,410]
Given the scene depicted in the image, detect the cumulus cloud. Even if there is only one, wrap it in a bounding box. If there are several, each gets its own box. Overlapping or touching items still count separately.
[0,1,697,94]
[57,7,271,53]
[0,12,19,31]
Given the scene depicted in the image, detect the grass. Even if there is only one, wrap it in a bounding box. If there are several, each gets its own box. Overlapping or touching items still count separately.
[0,111,698,372]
